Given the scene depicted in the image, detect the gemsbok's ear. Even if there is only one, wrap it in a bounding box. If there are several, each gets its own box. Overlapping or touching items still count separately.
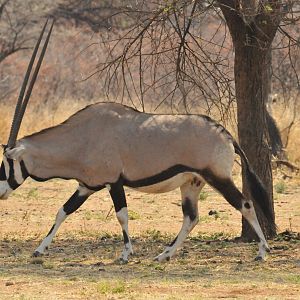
[4,145,26,161]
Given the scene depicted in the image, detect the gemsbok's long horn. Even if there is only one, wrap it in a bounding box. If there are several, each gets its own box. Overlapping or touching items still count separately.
[7,19,54,149]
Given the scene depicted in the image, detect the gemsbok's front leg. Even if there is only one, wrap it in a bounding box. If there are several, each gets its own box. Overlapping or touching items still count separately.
[109,180,133,263]
[33,184,94,257]
[154,177,205,262]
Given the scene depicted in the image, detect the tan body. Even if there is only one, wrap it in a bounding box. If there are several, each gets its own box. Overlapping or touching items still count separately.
[20,102,234,188]
[1,102,275,263]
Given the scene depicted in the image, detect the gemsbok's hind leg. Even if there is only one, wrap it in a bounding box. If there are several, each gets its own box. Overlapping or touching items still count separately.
[33,184,94,257]
[109,181,133,263]
[154,177,205,262]
[202,171,270,260]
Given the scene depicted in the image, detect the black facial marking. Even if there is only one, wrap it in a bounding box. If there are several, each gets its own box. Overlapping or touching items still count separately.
[63,190,89,215]
[46,224,55,237]
[0,162,6,180]
[109,178,127,213]
[20,160,29,179]
[122,230,129,244]
[7,159,20,190]
[244,202,251,209]
[182,197,197,221]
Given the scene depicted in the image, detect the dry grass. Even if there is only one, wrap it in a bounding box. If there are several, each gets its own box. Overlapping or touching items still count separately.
[0,101,88,143]
[0,178,299,299]
[0,100,299,299]
[272,100,300,163]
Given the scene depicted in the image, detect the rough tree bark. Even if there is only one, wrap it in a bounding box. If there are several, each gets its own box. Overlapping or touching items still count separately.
[218,0,282,239]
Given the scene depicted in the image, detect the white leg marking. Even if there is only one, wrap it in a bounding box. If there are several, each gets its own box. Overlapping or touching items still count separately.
[34,207,67,255]
[155,179,205,262]
[33,185,93,256]
[116,207,133,262]
[241,202,270,260]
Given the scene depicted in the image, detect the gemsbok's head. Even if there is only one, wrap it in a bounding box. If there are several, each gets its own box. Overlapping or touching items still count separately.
[0,19,54,200]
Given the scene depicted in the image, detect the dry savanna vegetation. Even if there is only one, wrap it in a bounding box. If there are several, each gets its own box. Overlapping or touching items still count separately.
[0,1,300,299]
[0,102,299,299]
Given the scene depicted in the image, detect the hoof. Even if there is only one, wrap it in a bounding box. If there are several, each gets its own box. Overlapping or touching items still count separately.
[154,254,170,262]
[254,256,264,262]
[32,251,43,257]
[117,258,128,265]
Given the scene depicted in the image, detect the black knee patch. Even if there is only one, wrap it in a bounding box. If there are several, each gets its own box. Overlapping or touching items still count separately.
[110,178,127,213]
[182,197,197,221]
[63,190,89,215]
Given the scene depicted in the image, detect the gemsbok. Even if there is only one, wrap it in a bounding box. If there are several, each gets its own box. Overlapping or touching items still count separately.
[0,20,276,263]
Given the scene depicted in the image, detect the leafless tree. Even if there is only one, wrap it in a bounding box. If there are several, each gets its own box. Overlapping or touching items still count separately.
[89,0,299,240]
[0,0,56,63]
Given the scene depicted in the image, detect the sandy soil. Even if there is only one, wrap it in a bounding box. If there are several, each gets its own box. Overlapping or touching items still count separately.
[0,174,299,299]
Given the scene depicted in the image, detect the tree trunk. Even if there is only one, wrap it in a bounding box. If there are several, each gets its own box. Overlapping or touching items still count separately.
[218,0,281,240]
[234,43,275,240]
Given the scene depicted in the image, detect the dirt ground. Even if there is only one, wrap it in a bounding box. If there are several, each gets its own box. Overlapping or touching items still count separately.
[0,173,299,300]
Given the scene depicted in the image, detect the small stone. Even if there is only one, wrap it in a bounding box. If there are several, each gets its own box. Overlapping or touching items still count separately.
[208,210,218,216]
[30,258,44,265]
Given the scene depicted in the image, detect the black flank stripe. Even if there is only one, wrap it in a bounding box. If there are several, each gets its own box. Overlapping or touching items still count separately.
[123,165,200,188]
[27,172,104,192]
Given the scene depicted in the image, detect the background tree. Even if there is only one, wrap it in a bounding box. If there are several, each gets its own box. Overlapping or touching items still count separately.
[218,0,298,239]
[91,0,299,240]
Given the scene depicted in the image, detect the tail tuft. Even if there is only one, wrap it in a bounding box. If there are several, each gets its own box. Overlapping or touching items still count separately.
[233,141,276,235]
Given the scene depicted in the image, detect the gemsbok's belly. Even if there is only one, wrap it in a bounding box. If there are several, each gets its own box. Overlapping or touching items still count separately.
[130,172,200,193]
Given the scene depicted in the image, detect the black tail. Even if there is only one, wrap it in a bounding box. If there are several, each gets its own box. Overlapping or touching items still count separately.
[233,141,276,231]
